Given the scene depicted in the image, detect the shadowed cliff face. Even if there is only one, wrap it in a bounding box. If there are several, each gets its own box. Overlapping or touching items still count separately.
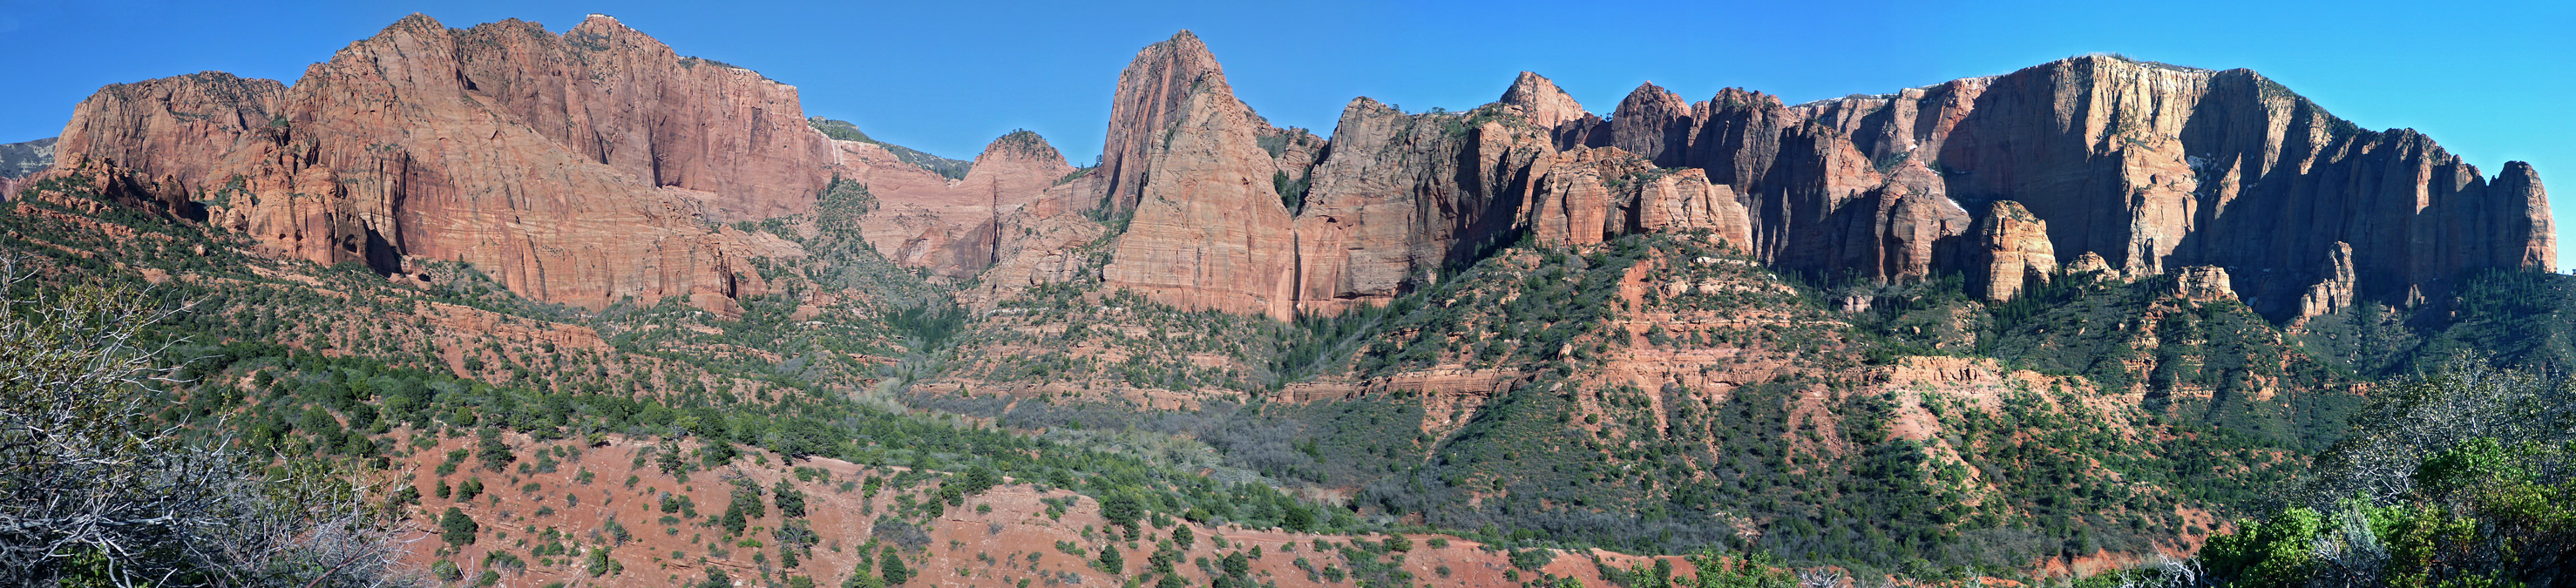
[1616,56,2553,320]
[1075,47,2552,322]
[1095,30,1232,217]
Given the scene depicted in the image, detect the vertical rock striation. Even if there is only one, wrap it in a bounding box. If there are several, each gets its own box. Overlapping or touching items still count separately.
[1096,35,1300,319]
[1077,39,2549,322]
[43,14,844,312]
[1095,30,1231,216]
[36,24,2552,324]
[1967,200,2056,301]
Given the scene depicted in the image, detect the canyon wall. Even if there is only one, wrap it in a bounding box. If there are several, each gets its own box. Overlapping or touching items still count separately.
[32,20,2551,323]
[42,14,845,312]
[1614,56,2553,316]
[1080,44,2552,321]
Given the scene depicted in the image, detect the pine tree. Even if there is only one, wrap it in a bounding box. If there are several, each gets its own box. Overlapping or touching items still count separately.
[878,547,911,585]
[1095,544,1124,574]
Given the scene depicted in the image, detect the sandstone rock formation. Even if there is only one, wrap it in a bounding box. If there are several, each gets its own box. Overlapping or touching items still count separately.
[837,130,1078,279]
[1080,48,2552,322]
[1095,30,1230,216]
[2173,266,2237,302]
[1286,96,1549,315]
[2297,242,2357,321]
[1077,37,1767,318]
[1968,200,2056,301]
[34,22,2553,326]
[1095,35,1300,320]
[43,14,845,312]
[1616,56,2552,319]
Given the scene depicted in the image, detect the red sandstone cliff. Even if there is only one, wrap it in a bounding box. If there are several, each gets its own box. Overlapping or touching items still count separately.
[32,23,2552,324]
[1624,56,2552,319]
[1079,45,2552,322]
[44,14,843,313]
[1076,36,1760,318]
[839,130,1079,279]
[1095,33,1301,320]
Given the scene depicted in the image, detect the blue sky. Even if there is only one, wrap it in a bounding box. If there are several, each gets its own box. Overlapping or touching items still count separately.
[3,0,2570,264]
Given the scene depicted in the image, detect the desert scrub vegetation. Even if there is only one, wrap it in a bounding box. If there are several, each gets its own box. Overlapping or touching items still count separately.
[0,176,1401,583]
[0,272,406,586]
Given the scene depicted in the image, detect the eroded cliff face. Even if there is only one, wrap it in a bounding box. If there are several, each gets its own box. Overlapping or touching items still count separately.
[36,23,2552,326]
[1968,200,2056,301]
[43,14,842,313]
[1075,35,1767,317]
[1616,56,2552,320]
[1097,43,1301,320]
[1095,30,1231,216]
[841,131,1079,279]
[1078,48,2552,323]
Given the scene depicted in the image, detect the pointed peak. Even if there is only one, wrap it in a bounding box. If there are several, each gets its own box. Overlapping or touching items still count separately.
[981,129,1063,164]
[1501,71,1568,103]
[2503,160,2542,182]
[380,12,447,36]
[1499,71,1586,131]
[1624,81,1680,99]
[1146,30,1214,60]
[1616,81,1687,117]
[571,11,645,37]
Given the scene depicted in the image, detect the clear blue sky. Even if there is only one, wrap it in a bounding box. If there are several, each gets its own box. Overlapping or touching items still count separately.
[3,0,2570,265]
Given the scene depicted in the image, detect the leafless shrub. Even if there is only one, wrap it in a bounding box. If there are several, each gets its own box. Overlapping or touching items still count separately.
[0,270,410,586]
[2295,355,2570,510]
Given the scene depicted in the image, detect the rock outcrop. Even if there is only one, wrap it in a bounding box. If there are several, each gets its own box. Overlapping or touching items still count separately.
[1623,56,2551,319]
[1968,200,2056,301]
[1286,96,1549,315]
[2173,266,2238,302]
[1078,38,1766,318]
[42,14,847,312]
[1095,30,1230,216]
[1096,36,1300,320]
[1524,147,1752,247]
[1079,47,2552,322]
[842,130,1080,279]
[2297,241,2357,321]
[37,23,2553,326]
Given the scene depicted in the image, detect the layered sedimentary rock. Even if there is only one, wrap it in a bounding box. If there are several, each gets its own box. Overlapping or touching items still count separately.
[1086,48,2550,322]
[51,72,286,191]
[1095,30,1230,216]
[1968,200,2056,301]
[1626,56,2551,319]
[38,22,2552,325]
[43,14,845,312]
[839,130,1079,279]
[1096,37,1301,320]
[1082,35,1763,317]
[1286,97,1549,315]
[1525,147,1752,247]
